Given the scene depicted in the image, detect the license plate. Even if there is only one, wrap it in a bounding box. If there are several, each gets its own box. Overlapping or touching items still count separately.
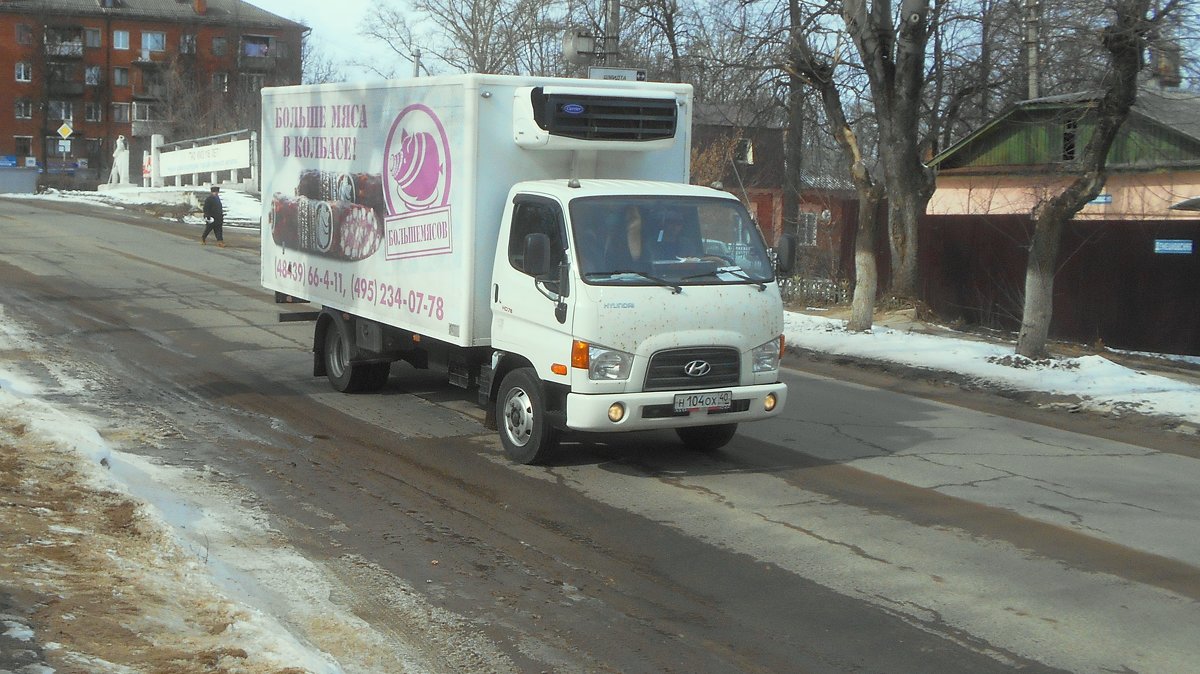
[674,390,732,412]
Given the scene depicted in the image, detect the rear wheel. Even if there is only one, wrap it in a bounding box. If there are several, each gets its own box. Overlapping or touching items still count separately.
[323,321,389,393]
[675,423,738,452]
[496,368,560,464]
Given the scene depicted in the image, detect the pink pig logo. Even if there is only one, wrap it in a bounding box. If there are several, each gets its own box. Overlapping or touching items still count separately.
[383,104,452,214]
[390,130,441,204]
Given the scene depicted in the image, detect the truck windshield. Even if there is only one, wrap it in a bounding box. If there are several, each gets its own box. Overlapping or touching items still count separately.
[570,196,775,286]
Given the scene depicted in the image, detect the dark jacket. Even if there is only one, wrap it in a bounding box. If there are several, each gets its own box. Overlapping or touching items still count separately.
[203,194,224,224]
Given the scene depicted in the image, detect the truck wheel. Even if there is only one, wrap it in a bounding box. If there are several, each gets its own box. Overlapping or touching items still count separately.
[497,368,560,464]
[676,423,738,452]
[323,321,388,393]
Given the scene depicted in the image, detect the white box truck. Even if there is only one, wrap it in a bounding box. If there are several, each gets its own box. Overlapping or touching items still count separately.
[260,74,794,463]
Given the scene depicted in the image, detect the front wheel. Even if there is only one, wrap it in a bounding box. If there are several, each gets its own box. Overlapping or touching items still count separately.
[496,368,560,464]
[675,423,738,452]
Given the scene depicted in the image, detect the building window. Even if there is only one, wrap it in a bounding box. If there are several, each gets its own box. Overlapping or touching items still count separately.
[141,31,166,52]
[1062,118,1078,162]
[797,211,818,247]
[241,72,266,93]
[85,65,101,85]
[274,40,289,58]
[48,100,73,121]
[16,24,33,45]
[113,67,129,86]
[15,136,33,157]
[14,99,33,119]
[85,28,101,48]
[113,30,129,50]
[735,139,755,165]
[180,34,196,54]
[133,102,158,121]
[85,102,103,122]
[111,102,131,122]
[212,72,228,93]
[15,62,32,83]
[212,36,227,56]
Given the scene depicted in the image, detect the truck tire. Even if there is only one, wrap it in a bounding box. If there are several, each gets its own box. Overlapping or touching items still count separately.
[676,423,738,452]
[323,321,389,393]
[496,368,560,464]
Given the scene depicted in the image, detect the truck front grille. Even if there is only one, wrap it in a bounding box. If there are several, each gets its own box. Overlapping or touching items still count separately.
[644,347,740,391]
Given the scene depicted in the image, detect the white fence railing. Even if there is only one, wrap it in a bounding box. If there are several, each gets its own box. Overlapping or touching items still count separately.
[147,130,258,189]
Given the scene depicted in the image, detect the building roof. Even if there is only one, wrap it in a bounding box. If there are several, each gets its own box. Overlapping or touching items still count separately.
[0,0,307,32]
[929,85,1200,169]
[694,102,785,129]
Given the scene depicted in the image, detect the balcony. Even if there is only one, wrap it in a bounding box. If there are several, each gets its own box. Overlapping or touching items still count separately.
[133,84,167,100]
[47,81,85,96]
[133,50,168,67]
[44,41,84,58]
[132,119,171,137]
[237,53,279,71]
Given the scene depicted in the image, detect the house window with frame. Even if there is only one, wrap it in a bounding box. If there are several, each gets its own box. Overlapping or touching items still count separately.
[141,31,166,52]
[48,100,73,121]
[85,102,103,122]
[15,62,32,83]
[180,33,196,54]
[212,36,227,56]
[15,136,33,157]
[212,72,228,93]
[133,102,158,121]
[85,28,101,48]
[14,99,33,119]
[16,24,33,45]
[735,138,755,165]
[85,65,101,85]
[111,102,131,122]
[113,67,129,86]
[113,29,129,50]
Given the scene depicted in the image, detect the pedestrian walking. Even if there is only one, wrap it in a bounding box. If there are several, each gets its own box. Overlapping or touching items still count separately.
[202,186,226,247]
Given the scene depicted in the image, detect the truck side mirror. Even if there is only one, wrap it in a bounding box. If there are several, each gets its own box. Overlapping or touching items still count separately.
[774,234,797,275]
[523,233,552,277]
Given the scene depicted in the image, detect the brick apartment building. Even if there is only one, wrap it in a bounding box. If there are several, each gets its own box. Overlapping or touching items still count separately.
[1,0,305,182]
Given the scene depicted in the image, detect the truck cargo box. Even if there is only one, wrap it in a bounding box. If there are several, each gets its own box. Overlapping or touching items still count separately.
[260,74,693,347]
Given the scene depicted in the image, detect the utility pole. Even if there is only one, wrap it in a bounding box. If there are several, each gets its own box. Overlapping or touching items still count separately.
[601,0,620,64]
[1024,0,1040,98]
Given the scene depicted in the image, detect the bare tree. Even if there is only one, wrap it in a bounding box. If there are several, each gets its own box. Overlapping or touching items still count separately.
[786,0,886,331]
[1015,0,1174,357]
[301,36,345,84]
[359,0,566,75]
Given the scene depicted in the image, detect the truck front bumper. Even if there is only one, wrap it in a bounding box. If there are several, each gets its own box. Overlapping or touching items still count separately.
[564,382,787,433]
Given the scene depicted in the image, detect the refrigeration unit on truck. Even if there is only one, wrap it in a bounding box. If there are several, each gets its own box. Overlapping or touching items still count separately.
[260,73,794,464]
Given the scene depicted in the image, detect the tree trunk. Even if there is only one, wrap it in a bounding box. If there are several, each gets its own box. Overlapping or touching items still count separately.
[1015,210,1065,358]
[1014,0,1153,357]
[848,187,884,331]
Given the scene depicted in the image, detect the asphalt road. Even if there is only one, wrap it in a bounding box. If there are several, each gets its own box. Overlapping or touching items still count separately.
[2,196,1198,673]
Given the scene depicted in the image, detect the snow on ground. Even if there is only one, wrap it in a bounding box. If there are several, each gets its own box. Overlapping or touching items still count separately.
[0,307,511,673]
[1,184,263,228]
[785,311,1200,425]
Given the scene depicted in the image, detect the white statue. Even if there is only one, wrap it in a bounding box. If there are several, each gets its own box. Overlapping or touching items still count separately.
[108,135,130,184]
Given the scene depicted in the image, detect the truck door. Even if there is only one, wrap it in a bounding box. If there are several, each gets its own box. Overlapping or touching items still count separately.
[491,195,575,378]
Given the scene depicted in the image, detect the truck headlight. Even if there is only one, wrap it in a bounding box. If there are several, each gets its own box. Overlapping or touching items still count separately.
[752,336,783,373]
[573,340,634,380]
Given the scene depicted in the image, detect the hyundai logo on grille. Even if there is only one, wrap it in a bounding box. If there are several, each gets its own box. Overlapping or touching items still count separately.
[562,103,586,115]
[683,360,711,377]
